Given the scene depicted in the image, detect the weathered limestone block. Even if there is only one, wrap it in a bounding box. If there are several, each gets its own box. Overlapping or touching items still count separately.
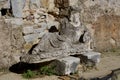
[11,26,24,51]
[30,0,40,10]
[40,0,49,9]
[69,0,78,7]
[2,0,10,9]
[38,30,48,38]
[39,22,48,28]
[4,18,23,26]
[11,0,24,18]
[12,18,23,26]
[34,28,46,33]
[23,26,34,35]
[47,21,60,29]
[0,0,6,9]
[70,12,81,27]
[23,34,38,43]
[47,14,55,22]
[0,19,17,69]
[47,0,55,12]
[82,51,101,63]
[53,56,80,75]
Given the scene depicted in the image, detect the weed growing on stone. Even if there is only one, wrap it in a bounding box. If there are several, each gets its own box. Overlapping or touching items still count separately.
[39,65,56,76]
[22,70,36,79]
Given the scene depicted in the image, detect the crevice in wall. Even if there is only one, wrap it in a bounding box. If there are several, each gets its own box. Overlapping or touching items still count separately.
[49,26,59,33]
[0,8,12,16]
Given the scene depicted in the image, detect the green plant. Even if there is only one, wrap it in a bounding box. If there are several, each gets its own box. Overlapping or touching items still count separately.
[110,48,116,52]
[39,65,56,76]
[22,70,36,79]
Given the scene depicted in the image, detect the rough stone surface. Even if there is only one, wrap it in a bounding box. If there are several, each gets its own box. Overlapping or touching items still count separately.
[11,18,23,26]
[20,12,97,63]
[69,0,78,7]
[76,0,120,51]
[30,0,40,10]
[23,26,34,35]
[5,18,23,26]
[1,0,120,68]
[1,0,10,9]
[53,56,80,75]
[0,19,17,69]
[94,15,120,51]
[47,21,60,29]
[34,28,46,33]
[11,25,24,54]
[82,51,101,63]
[23,34,38,43]
[11,0,24,18]
[20,47,87,63]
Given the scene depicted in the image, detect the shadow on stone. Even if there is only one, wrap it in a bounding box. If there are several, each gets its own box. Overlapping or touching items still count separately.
[28,44,38,54]
[9,61,53,74]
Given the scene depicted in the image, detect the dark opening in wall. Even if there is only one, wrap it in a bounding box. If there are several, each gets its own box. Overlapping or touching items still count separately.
[105,10,108,13]
[79,33,85,43]
[1,8,7,16]
[49,26,59,33]
[1,8,12,16]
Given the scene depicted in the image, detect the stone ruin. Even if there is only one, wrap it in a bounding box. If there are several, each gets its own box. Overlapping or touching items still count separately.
[0,0,101,75]
[17,0,100,63]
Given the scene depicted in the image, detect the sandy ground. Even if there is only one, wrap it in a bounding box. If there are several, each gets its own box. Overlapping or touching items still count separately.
[82,56,120,79]
[0,53,120,80]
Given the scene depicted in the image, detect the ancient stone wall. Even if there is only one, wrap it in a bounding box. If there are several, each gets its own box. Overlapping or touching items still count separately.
[77,0,120,51]
[0,0,120,68]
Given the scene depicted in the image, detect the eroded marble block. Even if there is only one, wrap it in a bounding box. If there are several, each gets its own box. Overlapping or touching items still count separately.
[53,56,80,75]
[82,51,101,63]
